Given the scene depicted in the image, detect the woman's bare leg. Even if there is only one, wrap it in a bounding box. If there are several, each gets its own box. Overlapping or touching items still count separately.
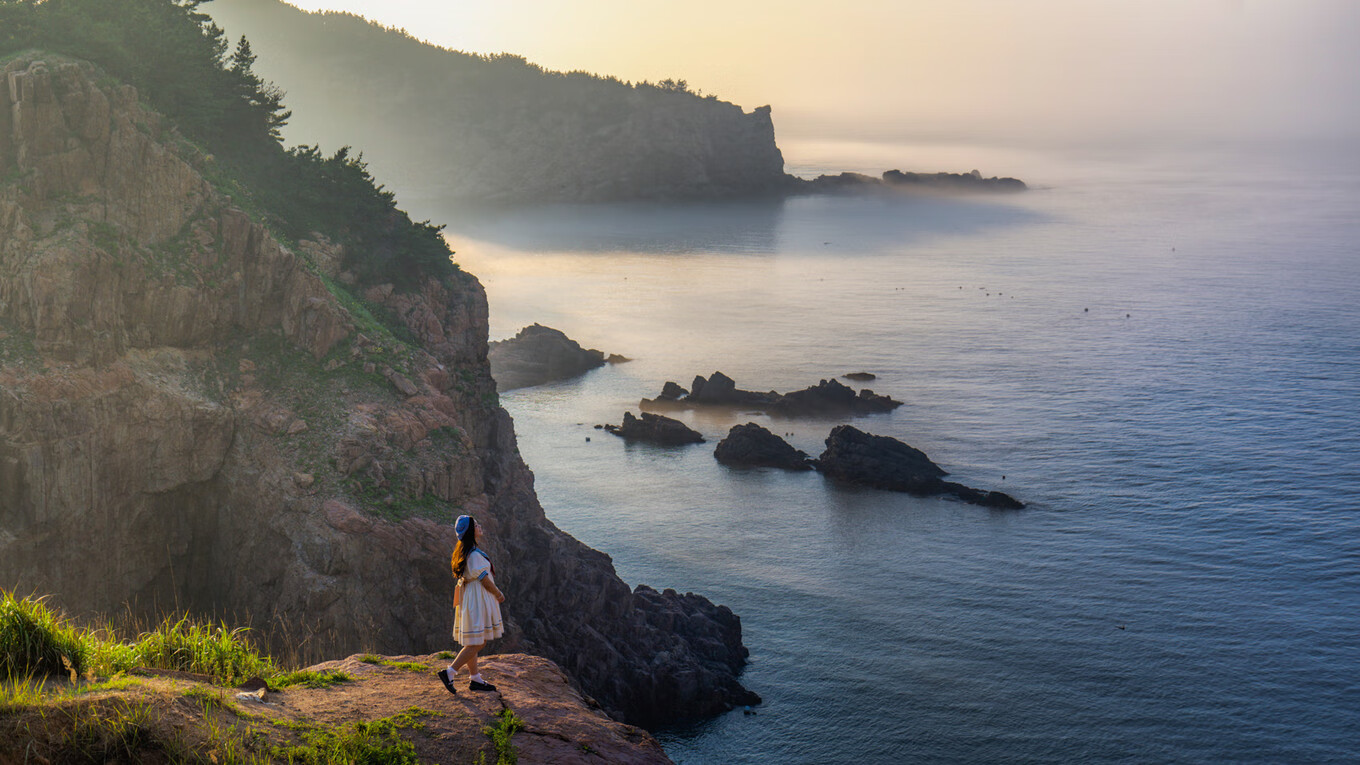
[452,643,482,676]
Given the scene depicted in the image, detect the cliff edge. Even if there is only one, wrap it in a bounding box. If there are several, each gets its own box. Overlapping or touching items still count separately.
[0,54,756,726]
[0,652,672,764]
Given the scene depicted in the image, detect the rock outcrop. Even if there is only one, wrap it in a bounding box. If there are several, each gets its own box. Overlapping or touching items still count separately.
[488,324,609,391]
[801,169,1027,195]
[814,426,1024,509]
[0,652,673,763]
[643,372,902,417]
[714,423,813,470]
[0,55,755,726]
[604,412,705,446]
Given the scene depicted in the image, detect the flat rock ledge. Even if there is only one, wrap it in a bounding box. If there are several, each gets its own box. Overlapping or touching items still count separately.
[0,653,671,765]
[644,372,901,417]
[815,425,1024,509]
[714,423,814,470]
[604,411,705,445]
[489,323,613,390]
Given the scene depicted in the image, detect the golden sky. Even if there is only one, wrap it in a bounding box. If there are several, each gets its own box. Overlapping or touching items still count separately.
[284,0,1359,146]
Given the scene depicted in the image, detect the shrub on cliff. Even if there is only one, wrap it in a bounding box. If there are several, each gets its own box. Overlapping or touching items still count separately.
[0,0,454,288]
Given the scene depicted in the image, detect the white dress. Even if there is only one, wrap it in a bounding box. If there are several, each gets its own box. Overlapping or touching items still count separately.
[454,549,504,646]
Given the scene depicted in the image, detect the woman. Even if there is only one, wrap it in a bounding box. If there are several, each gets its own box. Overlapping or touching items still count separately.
[437,514,506,693]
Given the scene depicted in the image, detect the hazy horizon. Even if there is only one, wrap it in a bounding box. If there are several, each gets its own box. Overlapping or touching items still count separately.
[279,0,1359,153]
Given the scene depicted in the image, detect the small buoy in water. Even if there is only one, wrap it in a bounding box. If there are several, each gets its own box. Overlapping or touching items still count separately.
[585,437,591,442]
[1002,475,1006,480]
[1084,308,1089,312]
[743,706,756,716]
[1126,314,1131,318]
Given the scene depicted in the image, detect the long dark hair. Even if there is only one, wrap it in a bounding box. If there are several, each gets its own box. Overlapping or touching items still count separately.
[451,519,477,578]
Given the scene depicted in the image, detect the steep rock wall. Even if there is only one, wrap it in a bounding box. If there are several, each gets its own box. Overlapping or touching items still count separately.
[0,56,756,725]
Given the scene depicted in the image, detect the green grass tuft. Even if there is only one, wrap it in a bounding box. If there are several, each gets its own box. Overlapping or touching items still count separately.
[271,669,353,690]
[269,707,437,765]
[0,673,50,715]
[483,707,526,765]
[130,615,275,687]
[357,655,430,673]
[0,591,89,679]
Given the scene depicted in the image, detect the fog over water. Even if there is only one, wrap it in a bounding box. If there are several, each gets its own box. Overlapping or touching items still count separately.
[284,0,1360,153]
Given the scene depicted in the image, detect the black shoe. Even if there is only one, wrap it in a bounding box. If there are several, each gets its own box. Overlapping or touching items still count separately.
[469,679,498,692]
[436,669,457,695]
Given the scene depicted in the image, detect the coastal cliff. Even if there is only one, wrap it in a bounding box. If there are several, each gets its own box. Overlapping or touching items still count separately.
[208,0,791,206]
[0,55,755,726]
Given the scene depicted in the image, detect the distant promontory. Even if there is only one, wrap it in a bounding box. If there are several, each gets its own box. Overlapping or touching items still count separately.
[208,0,1023,207]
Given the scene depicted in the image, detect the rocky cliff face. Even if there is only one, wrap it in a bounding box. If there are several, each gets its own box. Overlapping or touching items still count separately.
[0,55,756,725]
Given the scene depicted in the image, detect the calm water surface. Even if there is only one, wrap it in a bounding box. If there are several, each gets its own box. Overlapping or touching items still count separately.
[440,142,1360,763]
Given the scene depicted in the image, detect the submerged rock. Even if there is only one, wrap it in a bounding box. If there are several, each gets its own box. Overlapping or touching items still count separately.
[604,411,705,445]
[814,425,1024,508]
[843,372,876,381]
[488,323,608,390]
[714,423,813,470]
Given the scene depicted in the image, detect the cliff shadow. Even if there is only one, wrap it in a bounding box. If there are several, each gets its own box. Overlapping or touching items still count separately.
[433,194,1049,257]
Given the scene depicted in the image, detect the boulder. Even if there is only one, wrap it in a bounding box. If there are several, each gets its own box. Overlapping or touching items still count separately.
[604,411,705,445]
[843,372,876,381]
[488,324,608,390]
[714,423,813,470]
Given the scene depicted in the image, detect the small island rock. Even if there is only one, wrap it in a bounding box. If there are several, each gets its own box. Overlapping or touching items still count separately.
[714,423,814,470]
[643,372,899,417]
[488,324,610,390]
[605,411,705,445]
[815,425,1024,508]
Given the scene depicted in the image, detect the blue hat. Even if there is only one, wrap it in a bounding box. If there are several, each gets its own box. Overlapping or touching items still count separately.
[455,515,473,539]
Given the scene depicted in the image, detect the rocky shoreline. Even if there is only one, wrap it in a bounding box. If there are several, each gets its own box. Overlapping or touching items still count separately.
[0,55,756,729]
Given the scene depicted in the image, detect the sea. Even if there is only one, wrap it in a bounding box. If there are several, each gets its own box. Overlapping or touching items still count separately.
[434,137,1360,763]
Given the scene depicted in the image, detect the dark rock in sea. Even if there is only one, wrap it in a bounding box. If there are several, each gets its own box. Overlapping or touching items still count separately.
[658,381,689,400]
[882,168,1027,192]
[775,378,901,416]
[643,372,899,417]
[604,412,705,445]
[628,585,763,710]
[690,371,736,402]
[940,482,1027,510]
[606,353,633,364]
[843,372,877,381]
[815,425,1024,508]
[714,423,814,470]
[799,168,1026,196]
[488,324,608,390]
[815,425,947,494]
